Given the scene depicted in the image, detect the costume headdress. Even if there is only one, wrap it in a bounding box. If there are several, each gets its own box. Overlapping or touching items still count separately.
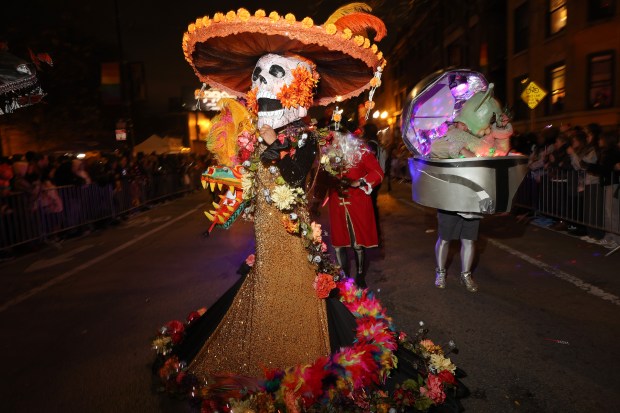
[182,3,387,106]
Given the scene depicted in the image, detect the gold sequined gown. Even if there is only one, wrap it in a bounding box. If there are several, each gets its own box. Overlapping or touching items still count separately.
[188,146,331,379]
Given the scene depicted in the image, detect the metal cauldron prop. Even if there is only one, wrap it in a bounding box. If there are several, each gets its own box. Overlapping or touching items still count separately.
[401,69,528,214]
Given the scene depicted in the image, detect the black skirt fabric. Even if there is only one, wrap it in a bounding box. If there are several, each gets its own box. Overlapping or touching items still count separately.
[153,262,468,413]
[437,210,481,240]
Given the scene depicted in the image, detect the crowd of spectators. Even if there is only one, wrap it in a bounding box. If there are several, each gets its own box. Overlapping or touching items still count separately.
[1,150,212,248]
[514,123,620,249]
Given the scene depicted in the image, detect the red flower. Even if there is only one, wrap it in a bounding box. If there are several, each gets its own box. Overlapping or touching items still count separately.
[186,311,201,323]
[165,320,185,335]
[437,369,456,385]
[313,273,336,299]
[171,332,184,344]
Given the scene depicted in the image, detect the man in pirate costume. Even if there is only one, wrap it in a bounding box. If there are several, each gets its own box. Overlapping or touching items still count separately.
[152,5,467,412]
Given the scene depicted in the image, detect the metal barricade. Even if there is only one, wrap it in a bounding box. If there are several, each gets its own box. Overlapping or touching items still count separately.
[0,172,197,250]
[514,167,619,236]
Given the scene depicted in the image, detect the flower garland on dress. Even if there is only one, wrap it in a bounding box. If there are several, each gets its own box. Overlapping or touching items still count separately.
[152,278,461,412]
[152,108,462,413]
[237,120,348,298]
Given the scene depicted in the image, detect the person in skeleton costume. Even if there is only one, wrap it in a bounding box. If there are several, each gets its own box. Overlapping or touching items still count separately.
[152,5,467,412]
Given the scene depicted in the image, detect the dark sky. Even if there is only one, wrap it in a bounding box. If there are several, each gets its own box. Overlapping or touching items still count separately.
[4,0,408,114]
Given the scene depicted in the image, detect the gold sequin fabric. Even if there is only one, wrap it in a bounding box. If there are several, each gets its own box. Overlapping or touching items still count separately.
[190,155,330,379]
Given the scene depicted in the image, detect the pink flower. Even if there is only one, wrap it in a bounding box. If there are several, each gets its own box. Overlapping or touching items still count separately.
[245,254,255,266]
[310,222,322,243]
[420,374,446,404]
[320,242,328,252]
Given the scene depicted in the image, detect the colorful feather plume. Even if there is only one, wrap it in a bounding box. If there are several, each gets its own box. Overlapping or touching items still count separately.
[206,98,255,166]
[323,3,387,42]
[333,13,387,41]
[324,2,373,26]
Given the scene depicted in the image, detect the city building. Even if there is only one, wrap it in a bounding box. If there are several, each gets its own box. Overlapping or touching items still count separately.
[380,0,619,138]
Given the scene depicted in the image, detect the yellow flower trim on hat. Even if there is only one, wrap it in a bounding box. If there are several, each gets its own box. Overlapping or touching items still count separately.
[226,11,236,21]
[201,16,211,27]
[371,44,378,53]
[302,17,313,28]
[237,8,251,21]
[277,66,318,110]
[342,28,352,40]
[255,9,266,18]
[325,23,337,35]
[363,38,371,48]
[213,12,224,23]
[354,35,365,46]
[377,51,383,61]
[195,18,203,29]
[188,23,196,33]
[269,11,279,21]
[285,13,296,23]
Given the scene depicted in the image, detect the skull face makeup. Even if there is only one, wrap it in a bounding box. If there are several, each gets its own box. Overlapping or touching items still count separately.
[252,54,316,129]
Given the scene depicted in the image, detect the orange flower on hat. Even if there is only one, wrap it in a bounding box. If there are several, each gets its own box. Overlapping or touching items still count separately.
[354,35,365,46]
[369,77,381,88]
[255,9,266,18]
[269,11,279,21]
[213,12,224,23]
[246,87,259,115]
[277,66,318,109]
[285,13,296,23]
[342,28,352,40]
[325,23,337,35]
[201,16,210,27]
[364,100,375,110]
[226,11,236,21]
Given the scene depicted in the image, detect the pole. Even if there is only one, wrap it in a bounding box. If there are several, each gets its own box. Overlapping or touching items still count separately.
[114,0,135,152]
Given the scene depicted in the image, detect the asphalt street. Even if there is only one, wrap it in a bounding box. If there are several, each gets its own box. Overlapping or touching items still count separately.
[1,181,618,413]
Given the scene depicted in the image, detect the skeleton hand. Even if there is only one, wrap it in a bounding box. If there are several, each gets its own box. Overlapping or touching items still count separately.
[259,125,277,145]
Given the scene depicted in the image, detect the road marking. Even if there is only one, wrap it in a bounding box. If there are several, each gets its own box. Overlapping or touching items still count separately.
[487,238,620,306]
[124,215,172,228]
[25,244,94,273]
[395,196,620,306]
[0,205,203,313]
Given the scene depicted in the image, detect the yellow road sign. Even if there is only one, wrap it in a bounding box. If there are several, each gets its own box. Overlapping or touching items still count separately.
[520,81,548,109]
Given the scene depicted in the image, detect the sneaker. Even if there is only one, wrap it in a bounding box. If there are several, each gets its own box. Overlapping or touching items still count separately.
[435,268,446,289]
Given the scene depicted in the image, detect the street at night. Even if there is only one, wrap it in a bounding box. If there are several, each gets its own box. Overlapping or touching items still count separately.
[1,182,619,412]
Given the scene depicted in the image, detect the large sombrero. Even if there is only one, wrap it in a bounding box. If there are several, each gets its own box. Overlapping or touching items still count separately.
[182,4,387,106]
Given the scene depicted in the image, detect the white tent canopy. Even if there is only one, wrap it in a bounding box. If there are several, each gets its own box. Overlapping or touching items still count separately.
[134,134,167,154]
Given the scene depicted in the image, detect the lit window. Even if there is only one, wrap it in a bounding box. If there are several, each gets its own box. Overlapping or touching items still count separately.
[549,0,567,36]
[588,52,614,109]
[547,64,566,114]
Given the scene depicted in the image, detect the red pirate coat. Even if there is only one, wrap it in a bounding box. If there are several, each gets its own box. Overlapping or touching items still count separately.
[327,148,384,248]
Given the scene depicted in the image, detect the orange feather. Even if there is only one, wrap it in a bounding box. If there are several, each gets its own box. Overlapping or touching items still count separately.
[334,13,387,41]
